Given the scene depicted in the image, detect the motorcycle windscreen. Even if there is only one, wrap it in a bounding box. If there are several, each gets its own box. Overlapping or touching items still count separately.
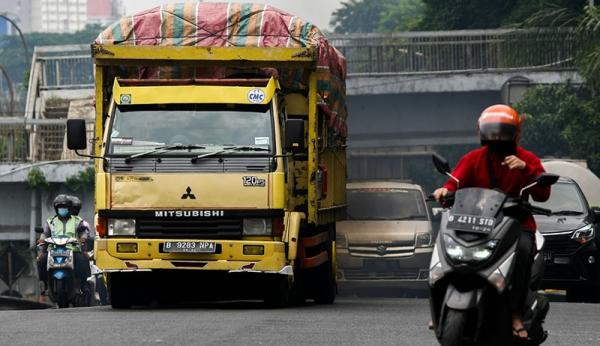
[448,188,507,234]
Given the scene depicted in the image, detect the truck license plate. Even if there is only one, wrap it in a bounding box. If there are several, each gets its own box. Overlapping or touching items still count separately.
[163,241,216,253]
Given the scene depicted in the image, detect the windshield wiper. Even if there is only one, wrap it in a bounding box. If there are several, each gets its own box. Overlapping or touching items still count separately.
[125,144,206,162]
[550,210,585,216]
[191,146,269,163]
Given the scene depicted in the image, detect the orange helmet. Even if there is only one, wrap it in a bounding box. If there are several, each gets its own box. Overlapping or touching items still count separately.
[478,104,522,143]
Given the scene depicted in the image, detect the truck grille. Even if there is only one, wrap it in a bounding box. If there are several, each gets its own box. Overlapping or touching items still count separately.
[136,219,242,239]
[542,232,581,256]
[348,241,415,258]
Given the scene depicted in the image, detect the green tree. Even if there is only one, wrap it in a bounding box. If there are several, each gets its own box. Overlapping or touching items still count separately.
[330,0,425,33]
[517,85,600,175]
[417,0,587,30]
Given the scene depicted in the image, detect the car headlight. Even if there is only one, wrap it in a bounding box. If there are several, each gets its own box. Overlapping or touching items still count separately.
[444,235,498,263]
[336,233,347,249]
[572,224,594,244]
[107,219,136,236]
[416,232,432,248]
[243,218,272,236]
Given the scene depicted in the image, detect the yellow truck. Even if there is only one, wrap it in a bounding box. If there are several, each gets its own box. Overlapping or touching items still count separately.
[66,44,347,307]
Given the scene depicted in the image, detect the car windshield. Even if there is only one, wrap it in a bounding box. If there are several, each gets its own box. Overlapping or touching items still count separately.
[346,188,428,220]
[108,103,273,155]
[530,182,586,214]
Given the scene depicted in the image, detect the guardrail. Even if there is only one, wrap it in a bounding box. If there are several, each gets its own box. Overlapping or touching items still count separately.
[0,118,94,162]
[329,28,576,74]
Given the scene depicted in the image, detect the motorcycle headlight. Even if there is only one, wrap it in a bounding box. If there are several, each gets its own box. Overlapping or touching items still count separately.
[444,235,498,263]
[243,218,271,236]
[415,232,432,248]
[572,224,594,244]
[107,219,136,236]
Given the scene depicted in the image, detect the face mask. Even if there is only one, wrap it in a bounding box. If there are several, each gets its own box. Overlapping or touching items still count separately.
[487,141,516,158]
[57,208,70,217]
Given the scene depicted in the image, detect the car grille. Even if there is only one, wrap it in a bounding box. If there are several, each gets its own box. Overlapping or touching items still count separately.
[348,241,415,258]
[136,218,242,239]
[544,264,580,281]
[343,267,420,280]
[542,232,581,256]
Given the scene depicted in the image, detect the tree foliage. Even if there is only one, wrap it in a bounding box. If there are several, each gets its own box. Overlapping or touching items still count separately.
[417,0,587,30]
[517,85,600,176]
[330,0,424,33]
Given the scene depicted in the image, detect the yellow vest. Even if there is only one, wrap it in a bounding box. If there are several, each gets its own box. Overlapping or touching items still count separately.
[46,215,82,251]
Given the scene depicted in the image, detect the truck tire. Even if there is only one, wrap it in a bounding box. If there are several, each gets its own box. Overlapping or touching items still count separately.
[313,239,336,304]
[108,273,132,309]
[440,309,467,346]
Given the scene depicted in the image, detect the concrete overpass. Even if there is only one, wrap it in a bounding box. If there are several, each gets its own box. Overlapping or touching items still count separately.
[329,29,581,180]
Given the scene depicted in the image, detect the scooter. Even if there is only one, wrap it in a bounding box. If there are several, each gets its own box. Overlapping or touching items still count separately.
[43,236,92,308]
[428,153,558,346]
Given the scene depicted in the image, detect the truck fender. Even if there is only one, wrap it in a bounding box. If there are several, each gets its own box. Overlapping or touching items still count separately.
[444,283,484,310]
[283,212,304,261]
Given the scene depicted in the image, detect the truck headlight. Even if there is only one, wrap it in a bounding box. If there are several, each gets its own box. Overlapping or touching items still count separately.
[416,232,432,248]
[444,235,497,263]
[243,218,272,236]
[572,224,594,244]
[107,219,136,236]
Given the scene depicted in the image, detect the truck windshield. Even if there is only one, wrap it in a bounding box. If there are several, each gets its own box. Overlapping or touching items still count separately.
[531,182,586,215]
[347,188,428,221]
[108,104,273,155]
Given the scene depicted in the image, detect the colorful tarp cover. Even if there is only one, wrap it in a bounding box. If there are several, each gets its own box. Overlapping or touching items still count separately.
[96,2,348,137]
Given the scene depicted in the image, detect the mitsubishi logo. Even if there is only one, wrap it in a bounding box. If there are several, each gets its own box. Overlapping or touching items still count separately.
[376,244,387,256]
[181,186,196,200]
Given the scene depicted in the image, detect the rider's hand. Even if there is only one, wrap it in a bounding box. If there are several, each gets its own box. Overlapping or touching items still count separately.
[502,155,526,170]
[433,187,448,203]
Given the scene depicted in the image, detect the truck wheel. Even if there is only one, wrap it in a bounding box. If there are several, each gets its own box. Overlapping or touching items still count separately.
[108,273,132,309]
[440,309,467,346]
[264,276,290,308]
[313,240,336,304]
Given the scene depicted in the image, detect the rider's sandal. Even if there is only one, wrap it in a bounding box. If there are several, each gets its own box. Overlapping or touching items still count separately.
[512,328,530,343]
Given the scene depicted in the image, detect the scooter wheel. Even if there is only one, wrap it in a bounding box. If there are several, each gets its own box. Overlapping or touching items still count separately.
[440,308,468,346]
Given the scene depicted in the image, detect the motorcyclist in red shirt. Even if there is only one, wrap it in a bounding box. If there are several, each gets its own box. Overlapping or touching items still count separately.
[433,104,550,340]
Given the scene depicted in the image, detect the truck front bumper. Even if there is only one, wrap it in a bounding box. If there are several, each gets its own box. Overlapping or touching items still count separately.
[95,238,291,275]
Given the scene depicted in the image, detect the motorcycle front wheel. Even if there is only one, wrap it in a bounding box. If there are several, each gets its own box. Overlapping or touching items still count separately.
[52,279,69,308]
[440,308,468,346]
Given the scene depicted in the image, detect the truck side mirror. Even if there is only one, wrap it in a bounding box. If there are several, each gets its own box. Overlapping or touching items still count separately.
[432,153,451,175]
[535,173,560,187]
[285,119,305,152]
[67,119,87,150]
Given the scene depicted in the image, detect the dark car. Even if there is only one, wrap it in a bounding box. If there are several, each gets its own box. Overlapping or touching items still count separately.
[532,177,600,302]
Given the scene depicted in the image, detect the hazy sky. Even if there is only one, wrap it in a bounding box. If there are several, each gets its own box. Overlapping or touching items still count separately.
[123,0,344,31]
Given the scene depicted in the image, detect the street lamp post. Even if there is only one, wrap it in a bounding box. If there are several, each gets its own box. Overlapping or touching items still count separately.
[0,13,29,117]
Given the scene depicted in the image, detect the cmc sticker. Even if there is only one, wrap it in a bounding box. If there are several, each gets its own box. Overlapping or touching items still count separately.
[247,89,266,104]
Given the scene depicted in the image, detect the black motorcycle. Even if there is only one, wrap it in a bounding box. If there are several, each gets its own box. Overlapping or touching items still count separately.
[428,153,558,346]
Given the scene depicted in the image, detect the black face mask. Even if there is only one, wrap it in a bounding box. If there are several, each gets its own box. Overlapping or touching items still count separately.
[486,141,516,158]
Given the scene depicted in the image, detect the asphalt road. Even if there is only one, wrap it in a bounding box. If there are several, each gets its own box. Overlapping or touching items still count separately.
[1,297,599,346]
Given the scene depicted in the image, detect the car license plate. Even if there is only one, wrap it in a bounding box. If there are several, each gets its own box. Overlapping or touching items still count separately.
[163,241,216,253]
[447,214,495,234]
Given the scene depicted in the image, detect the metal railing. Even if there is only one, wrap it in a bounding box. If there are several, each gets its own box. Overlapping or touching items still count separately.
[329,28,577,74]
[33,45,94,91]
[0,118,94,162]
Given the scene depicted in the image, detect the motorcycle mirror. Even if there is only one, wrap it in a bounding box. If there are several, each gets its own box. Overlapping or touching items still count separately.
[34,226,44,234]
[535,173,560,187]
[432,153,451,175]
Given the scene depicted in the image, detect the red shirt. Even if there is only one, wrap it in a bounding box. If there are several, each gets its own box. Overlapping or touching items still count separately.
[443,146,550,231]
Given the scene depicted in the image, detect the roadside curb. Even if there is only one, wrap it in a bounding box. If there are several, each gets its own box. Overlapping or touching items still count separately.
[0,296,54,310]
